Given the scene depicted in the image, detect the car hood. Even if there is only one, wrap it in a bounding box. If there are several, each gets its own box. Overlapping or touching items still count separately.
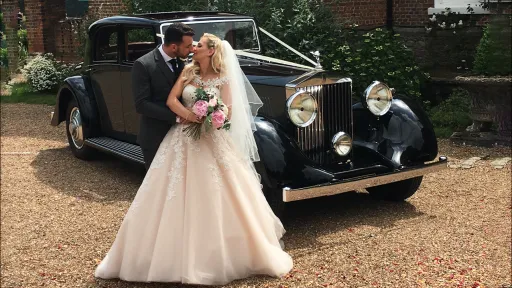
[242,61,348,89]
[241,61,307,87]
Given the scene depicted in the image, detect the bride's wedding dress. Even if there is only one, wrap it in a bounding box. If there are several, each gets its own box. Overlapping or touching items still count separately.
[94,76,293,285]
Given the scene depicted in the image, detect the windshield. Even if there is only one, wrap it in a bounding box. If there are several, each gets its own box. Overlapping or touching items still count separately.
[161,20,260,52]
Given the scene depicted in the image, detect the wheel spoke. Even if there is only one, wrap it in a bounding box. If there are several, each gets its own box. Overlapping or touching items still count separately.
[68,107,84,149]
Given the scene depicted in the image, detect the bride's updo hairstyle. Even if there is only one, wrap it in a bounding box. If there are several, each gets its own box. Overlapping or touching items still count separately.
[182,33,225,86]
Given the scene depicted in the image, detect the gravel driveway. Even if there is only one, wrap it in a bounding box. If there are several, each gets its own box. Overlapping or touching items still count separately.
[1,103,511,288]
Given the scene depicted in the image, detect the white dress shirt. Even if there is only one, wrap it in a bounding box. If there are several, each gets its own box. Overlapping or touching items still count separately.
[158,45,176,72]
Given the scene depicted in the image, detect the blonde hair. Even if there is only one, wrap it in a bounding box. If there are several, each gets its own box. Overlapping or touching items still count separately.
[182,33,224,86]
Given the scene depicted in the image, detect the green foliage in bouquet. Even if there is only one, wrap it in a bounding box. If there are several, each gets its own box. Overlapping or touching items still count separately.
[183,87,230,141]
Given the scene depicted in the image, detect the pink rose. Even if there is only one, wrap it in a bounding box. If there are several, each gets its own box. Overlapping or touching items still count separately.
[192,100,208,117]
[211,110,226,129]
[209,97,218,107]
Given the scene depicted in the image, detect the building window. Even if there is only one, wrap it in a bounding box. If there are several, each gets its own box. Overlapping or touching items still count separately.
[428,0,491,14]
[66,0,88,18]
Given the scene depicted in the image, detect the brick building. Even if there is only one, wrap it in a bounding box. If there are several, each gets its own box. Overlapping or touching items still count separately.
[325,0,435,28]
[2,0,507,65]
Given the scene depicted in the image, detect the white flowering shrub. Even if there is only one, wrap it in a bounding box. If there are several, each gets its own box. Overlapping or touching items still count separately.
[22,54,60,92]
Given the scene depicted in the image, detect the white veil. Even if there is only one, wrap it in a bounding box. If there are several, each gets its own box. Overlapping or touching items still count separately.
[221,40,263,166]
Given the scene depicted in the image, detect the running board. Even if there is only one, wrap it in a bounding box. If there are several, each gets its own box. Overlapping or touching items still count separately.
[85,137,145,165]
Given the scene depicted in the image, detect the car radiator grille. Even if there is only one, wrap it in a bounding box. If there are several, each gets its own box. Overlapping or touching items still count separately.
[295,81,353,165]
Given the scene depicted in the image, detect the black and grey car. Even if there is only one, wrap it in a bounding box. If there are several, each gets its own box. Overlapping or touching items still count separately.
[50,11,447,217]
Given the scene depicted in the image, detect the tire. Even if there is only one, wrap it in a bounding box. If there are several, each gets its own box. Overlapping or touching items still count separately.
[367,176,423,201]
[65,99,96,160]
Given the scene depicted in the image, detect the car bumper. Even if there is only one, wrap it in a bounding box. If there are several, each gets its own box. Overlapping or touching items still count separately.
[282,156,448,202]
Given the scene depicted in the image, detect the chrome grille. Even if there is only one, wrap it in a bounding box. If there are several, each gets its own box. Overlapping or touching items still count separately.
[296,81,353,164]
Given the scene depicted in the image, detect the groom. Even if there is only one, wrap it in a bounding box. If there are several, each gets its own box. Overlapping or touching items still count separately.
[132,23,195,170]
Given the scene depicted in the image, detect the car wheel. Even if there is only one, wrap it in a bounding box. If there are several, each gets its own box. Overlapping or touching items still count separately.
[65,100,95,160]
[367,176,423,201]
[263,185,286,220]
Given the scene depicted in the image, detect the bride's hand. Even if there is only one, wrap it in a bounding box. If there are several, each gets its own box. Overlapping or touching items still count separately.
[185,109,202,124]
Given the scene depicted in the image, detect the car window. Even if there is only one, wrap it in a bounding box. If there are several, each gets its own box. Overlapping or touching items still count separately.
[94,26,118,62]
[125,27,157,62]
[161,20,260,52]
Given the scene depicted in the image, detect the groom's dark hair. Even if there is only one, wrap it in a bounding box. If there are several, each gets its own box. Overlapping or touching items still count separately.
[164,23,195,45]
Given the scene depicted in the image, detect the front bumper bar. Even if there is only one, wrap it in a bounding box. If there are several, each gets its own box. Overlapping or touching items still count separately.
[283,156,448,202]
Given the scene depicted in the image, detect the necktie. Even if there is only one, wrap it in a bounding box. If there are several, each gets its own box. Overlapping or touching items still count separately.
[168,58,178,72]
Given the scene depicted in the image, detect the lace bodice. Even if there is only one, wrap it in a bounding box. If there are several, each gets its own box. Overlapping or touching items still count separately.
[181,76,229,108]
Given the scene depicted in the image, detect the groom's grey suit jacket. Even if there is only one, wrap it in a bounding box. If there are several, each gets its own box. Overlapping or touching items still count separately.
[131,47,184,160]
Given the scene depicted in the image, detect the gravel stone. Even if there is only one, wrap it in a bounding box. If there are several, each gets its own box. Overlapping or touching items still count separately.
[1,103,511,288]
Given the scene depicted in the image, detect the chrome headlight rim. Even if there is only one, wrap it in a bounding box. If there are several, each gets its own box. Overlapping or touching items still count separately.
[363,81,393,116]
[286,90,318,128]
[332,131,352,156]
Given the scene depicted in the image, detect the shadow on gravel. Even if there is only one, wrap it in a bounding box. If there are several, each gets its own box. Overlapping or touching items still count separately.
[31,147,146,202]
[281,192,424,250]
[32,146,425,288]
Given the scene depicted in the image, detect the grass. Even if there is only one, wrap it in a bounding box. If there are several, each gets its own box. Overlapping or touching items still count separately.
[0,82,56,106]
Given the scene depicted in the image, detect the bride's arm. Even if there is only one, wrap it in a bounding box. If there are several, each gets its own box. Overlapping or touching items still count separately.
[220,82,232,120]
[166,77,201,123]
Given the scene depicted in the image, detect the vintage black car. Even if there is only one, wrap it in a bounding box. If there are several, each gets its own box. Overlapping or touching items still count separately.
[50,11,447,216]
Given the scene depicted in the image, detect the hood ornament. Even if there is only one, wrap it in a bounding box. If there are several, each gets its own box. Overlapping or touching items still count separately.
[310,51,322,69]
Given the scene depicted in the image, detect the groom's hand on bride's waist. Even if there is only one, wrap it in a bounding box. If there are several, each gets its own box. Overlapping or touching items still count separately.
[176,116,191,125]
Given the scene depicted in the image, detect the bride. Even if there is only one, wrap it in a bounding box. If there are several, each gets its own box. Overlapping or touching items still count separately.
[94,33,293,285]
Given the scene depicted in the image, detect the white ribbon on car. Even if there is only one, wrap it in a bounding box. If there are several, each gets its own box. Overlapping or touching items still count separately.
[234,50,314,70]
[156,30,318,71]
[258,27,319,68]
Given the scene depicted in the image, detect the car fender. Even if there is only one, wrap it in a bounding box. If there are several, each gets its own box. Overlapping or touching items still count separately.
[51,76,100,133]
[352,93,438,167]
[252,117,334,190]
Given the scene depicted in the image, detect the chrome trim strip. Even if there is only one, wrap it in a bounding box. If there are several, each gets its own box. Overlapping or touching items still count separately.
[282,156,448,202]
[286,73,352,98]
[337,78,353,84]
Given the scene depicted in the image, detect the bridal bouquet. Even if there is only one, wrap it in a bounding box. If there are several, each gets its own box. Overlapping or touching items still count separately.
[183,87,231,140]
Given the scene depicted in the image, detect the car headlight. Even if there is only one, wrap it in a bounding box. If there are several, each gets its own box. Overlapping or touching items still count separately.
[287,90,318,127]
[364,81,393,116]
[332,132,352,156]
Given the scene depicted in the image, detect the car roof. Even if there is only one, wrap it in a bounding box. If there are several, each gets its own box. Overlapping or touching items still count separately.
[90,11,255,28]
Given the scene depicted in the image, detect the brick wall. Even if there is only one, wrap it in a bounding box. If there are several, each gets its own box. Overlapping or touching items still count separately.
[3,0,20,75]
[24,0,45,53]
[44,0,67,55]
[87,0,127,18]
[325,0,437,28]
[55,20,82,62]
[22,0,126,59]
[393,0,435,27]
[325,0,387,28]
[53,0,127,62]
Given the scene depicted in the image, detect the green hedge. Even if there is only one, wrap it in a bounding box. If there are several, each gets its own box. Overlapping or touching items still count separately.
[428,88,472,138]
[473,16,512,76]
[122,0,429,104]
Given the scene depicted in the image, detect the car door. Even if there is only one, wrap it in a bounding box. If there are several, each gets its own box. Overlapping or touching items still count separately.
[89,25,125,138]
[119,25,159,143]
